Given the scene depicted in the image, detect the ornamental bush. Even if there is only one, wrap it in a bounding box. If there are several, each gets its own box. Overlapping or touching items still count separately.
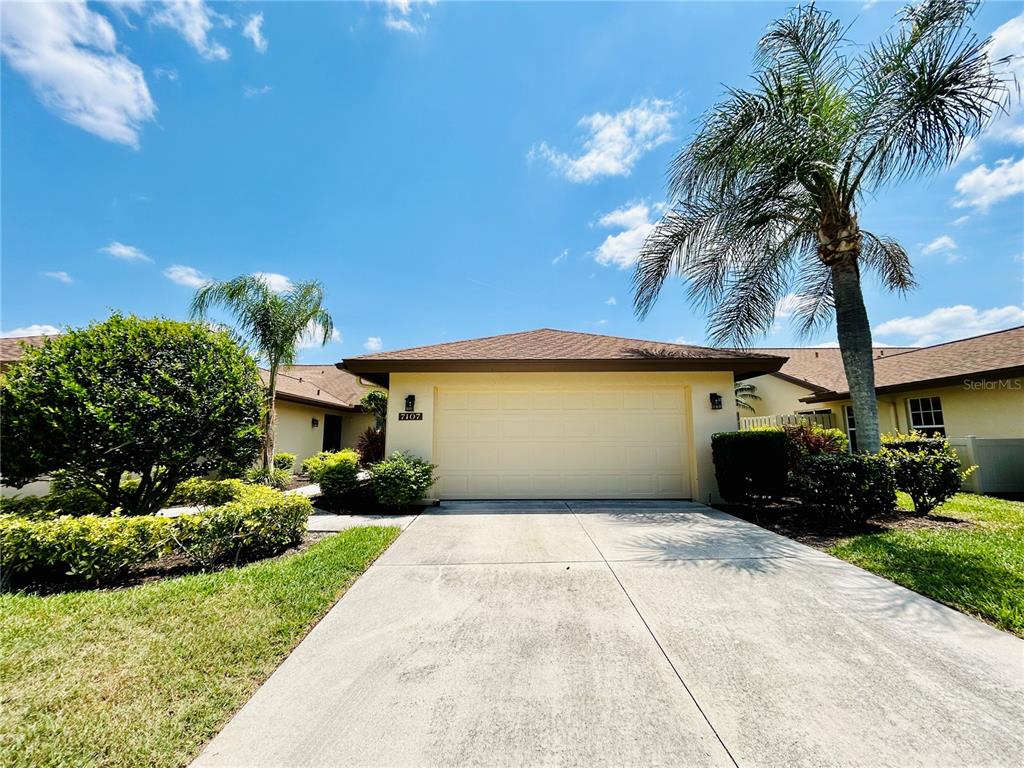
[167,478,247,507]
[883,438,973,515]
[355,426,386,464]
[369,452,436,509]
[881,431,949,453]
[710,430,790,502]
[782,423,848,464]
[317,450,362,507]
[273,452,297,472]
[793,453,896,526]
[245,466,291,490]
[0,314,264,516]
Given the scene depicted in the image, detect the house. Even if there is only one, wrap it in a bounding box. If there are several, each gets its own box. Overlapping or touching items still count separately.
[0,336,376,480]
[263,366,378,468]
[341,329,784,502]
[744,327,1024,493]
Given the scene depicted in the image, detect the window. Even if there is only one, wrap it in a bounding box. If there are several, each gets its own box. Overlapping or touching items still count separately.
[844,405,857,452]
[908,396,945,437]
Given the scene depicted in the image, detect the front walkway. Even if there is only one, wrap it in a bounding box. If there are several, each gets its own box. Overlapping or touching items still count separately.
[193,501,1024,767]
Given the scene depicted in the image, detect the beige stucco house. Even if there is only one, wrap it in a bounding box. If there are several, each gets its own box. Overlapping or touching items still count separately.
[342,329,784,502]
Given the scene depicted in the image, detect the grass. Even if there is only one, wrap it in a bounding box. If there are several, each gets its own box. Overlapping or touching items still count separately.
[830,493,1024,636]
[0,526,400,768]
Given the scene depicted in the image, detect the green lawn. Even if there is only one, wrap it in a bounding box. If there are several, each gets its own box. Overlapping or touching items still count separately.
[0,526,400,768]
[830,493,1024,636]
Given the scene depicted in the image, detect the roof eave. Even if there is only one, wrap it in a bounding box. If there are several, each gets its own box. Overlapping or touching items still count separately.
[274,391,358,411]
[798,365,1024,403]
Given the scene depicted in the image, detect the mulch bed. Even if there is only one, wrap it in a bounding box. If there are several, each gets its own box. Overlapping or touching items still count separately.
[713,499,973,551]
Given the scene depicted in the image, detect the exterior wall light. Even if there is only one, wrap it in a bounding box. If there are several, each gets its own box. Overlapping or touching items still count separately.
[311,417,319,428]
[709,393,723,410]
[405,394,416,412]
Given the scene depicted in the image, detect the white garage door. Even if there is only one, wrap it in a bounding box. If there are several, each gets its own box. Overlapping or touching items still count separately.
[433,386,690,499]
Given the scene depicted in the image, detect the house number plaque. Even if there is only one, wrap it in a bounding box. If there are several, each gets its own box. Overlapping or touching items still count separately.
[398,412,423,421]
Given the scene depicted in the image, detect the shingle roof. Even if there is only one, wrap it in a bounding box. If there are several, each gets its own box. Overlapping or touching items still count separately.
[261,365,374,410]
[342,328,786,384]
[802,326,1024,401]
[747,346,917,393]
[0,335,51,363]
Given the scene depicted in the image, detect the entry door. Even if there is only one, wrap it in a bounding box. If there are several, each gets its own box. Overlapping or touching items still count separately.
[433,385,690,499]
[322,414,342,452]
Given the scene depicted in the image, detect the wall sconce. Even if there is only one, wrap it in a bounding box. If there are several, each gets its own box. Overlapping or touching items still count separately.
[311,417,319,428]
[709,393,723,410]
[405,394,416,412]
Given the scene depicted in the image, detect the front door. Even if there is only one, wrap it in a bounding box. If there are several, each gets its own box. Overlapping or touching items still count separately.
[322,414,342,452]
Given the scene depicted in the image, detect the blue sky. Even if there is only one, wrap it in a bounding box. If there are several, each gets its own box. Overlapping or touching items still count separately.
[2,1,1022,363]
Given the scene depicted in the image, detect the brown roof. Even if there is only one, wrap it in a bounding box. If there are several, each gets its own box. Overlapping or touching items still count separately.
[262,365,374,410]
[342,328,786,385]
[747,346,917,393]
[801,326,1024,402]
[0,334,51,363]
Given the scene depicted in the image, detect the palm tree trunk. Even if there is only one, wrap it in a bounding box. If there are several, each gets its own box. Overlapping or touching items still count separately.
[263,363,278,470]
[831,259,881,453]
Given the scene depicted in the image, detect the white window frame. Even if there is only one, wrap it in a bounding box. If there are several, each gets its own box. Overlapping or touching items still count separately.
[844,405,857,453]
[907,396,946,437]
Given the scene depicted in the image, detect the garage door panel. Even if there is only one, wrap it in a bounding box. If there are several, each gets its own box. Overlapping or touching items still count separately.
[434,385,690,500]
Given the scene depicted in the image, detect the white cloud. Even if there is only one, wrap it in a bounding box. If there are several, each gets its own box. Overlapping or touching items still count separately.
[552,248,568,265]
[1,324,61,338]
[604,296,617,306]
[950,215,970,227]
[774,293,802,319]
[100,241,150,262]
[0,1,156,148]
[241,12,267,53]
[43,271,72,284]
[153,66,179,81]
[954,157,1024,210]
[364,336,383,351]
[151,0,230,61]
[919,235,963,263]
[874,304,1024,346]
[669,336,694,345]
[592,201,661,269]
[243,84,272,98]
[163,264,209,288]
[252,272,292,292]
[297,320,341,349]
[383,0,435,34]
[529,99,676,183]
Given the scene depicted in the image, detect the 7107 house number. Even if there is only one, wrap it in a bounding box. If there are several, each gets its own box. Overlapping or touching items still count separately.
[398,412,424,421]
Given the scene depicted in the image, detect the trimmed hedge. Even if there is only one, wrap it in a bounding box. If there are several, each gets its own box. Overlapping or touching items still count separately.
[0,485,311,587]
[317,451,362,507]
[244,466,290,490]
[273,452,297,472]
[301,450,359,483]
[711,430,790,502]
[369,452,436,509]
[793,453,896,525]
[883,438,973,515]
[167,478,246,507]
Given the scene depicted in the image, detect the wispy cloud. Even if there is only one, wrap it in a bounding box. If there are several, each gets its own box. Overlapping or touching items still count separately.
[43,271,72,284]
[253,272,292,292]
[241,12,267,53]
[383,0,435,34]
[100,241,151,262]
[591,201,661,269]
[874,304,1024,347]
[529,99,676,183]
[164,264,210,288]
[363,336,383,351]
[552,248,568,265]
[950,215,970,227]
[153,66,179,81]
[243,84,272,98]
[1,324,61,338]
[954,157,1024,211]
[604,296,617,306]
[919,235,963,263]
[297,320,341,349]
[0,2,156,148]
[151,0,231,61]
[773,293,802,319]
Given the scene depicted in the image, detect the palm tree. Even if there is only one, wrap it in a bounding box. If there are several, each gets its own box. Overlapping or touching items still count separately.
[735,381,762,413]
[633,0,1012,453]
[191,275,334,470]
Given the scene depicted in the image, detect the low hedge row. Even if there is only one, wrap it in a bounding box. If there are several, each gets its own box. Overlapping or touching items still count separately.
[0,485,311,586]
[310,450,436,511]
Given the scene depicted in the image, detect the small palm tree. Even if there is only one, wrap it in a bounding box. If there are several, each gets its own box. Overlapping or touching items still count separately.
[735,381,762,413]
[191,275,334,470]
[633,0,1012,453]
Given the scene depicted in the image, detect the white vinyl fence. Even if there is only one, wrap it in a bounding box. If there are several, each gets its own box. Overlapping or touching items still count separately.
[740,412,837,430]
[948,437,1024,494]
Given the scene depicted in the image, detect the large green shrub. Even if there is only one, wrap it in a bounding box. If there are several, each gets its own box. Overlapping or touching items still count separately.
[302,449,359,484]
[883,439,973,515]
[173,486,310,568]
[316,451,363,506]
[167,478,246,507]
[881,431,949,453]
[0,314,264,516]
[369,452,436,509]
[711,430,790,502]
[0,514,173,584]
[360,390,388,429]
[794,453,896,525]
[273,452,297,473]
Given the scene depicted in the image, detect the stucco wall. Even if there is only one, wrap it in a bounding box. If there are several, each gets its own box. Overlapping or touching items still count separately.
[385,371,738,503]
[274,400,373,468]
[742,373,819,417]
[341,411,376,448]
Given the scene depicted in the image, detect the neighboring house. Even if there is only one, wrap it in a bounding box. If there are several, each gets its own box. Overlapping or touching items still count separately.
[0,334,50,371]
[342,329,784,502]
[262,366,378,469]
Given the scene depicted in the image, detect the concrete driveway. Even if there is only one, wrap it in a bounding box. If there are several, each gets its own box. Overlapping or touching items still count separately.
[194,501,1024,768]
